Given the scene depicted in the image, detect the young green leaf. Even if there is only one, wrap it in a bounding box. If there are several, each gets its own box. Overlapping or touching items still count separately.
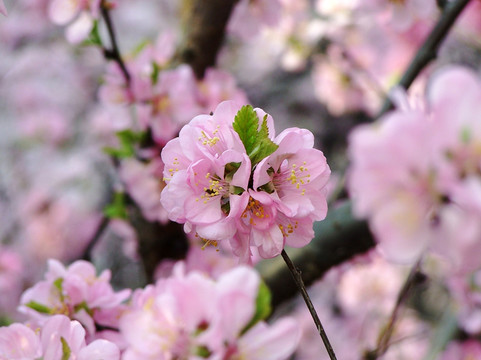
[232,106,279,166]
[103,192,128,219]
[232,105,260,156]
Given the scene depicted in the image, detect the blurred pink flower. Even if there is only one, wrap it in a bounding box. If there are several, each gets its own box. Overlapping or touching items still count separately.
[0,315,120,360]
[348,66,481,272]
[48,0,102,43]
[120,264,299,360]
[19,259,131,337]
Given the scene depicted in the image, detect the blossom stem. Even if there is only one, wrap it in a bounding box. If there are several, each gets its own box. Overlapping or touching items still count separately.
[281,249,337,360]
[365,258,424,359]
[100,1,131,87]
[377,0,472,117]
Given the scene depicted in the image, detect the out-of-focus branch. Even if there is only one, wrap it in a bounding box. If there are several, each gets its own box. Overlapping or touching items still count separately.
[128,206,189,282]
[178,0,239,79]
[101,2,131,86]
[81,215,110,261]
[377,0,472,117]
[257,201,374,308]
[365,259,424,359]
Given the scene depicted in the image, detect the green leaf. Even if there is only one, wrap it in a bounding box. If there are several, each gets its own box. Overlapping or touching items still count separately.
[103,192,128,219]
[195,346,211,358]
[103,130,146,159]
[82,20,102,47]
[25,301,52,314]
[241,280,272,334]
[232,105,278,167]
[233,105,259,156]
[61,337,71,360]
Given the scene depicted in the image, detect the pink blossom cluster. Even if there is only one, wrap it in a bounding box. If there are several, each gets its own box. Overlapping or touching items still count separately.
[99,36,247,147]
[2,259,299,359]
[18,259,131,339]
[0,314,120,360]
[161,100,331,262]
[348,65,481,272]
[120,264,300,360]
[97,36,248,225]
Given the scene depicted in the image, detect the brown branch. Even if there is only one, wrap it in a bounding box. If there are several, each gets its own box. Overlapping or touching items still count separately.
[257,201,374,308]
[81,215,110,261]
[177,0,239,79]
[281,250,338,360]
[377,0,472,117]
[100,2,131,86]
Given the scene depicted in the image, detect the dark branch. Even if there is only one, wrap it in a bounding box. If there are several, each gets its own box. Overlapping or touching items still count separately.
[177,0,239,79]
[377,0,472,117]
[81,215,110,261]
[100,2,131,86]
[281,250,338,360]
[257,201,374,308]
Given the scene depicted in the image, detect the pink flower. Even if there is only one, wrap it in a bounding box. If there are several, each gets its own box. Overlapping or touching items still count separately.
[161,100,331,262]
[161,101,251,242]
[120,264,300,359]
[48,0,102,43]
[0,315,120,360]
[19,259,131,336]
[348,66,481,270]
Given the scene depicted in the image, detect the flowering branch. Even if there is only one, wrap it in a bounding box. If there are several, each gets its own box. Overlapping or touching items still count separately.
[100,1,131,86]
[377,0,472,117]
[281,249,338,360]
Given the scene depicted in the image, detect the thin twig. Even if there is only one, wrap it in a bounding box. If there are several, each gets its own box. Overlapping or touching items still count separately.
[377,0,472,117]
[281,250,337,360]
[365,258,423,359]
[81,216,110,261]
[100,1,131,86]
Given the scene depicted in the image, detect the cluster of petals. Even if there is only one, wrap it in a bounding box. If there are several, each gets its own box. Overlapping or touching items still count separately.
[161,100,330,262]
[348,65,481,272]
[97,34,247,228]
[0,314,119,360]
[99,37,248,147]
[48,0,103,43]
[119,264,300,360]
[18,259,131,338]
